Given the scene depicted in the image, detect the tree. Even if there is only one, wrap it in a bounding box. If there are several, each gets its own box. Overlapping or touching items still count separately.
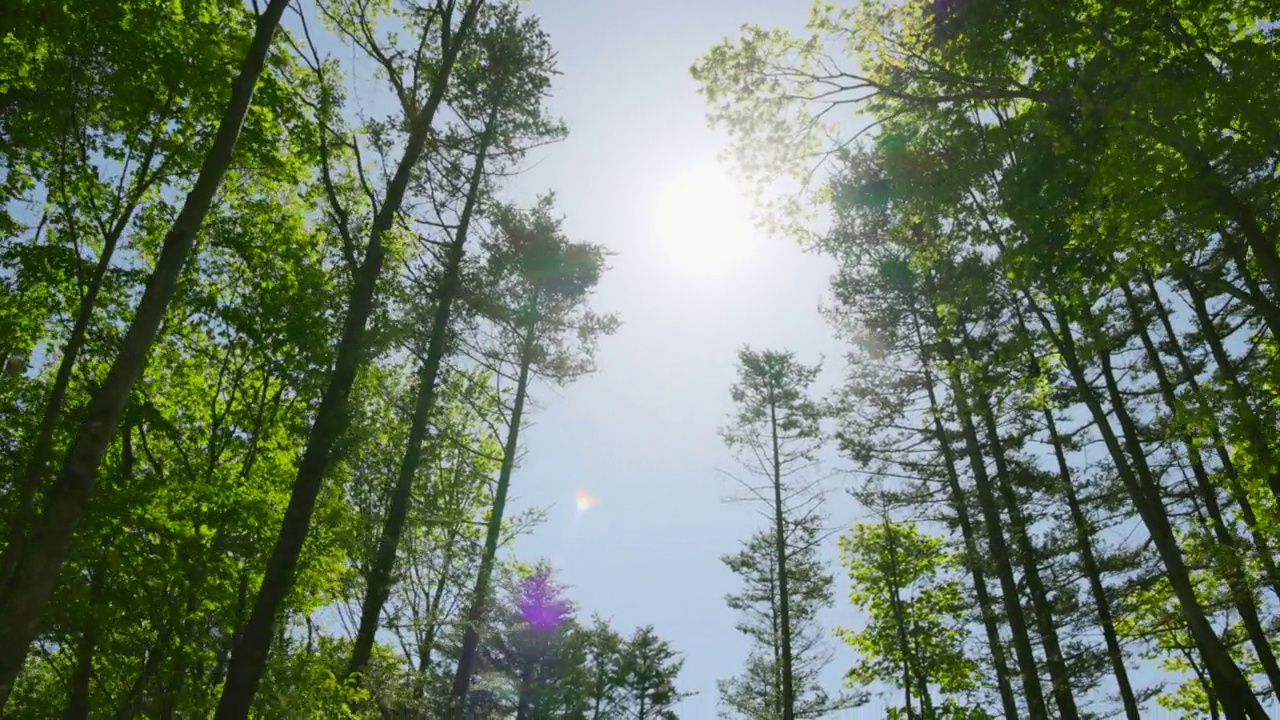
[345,0,566,680]
[212,1,489,714]
[717,517,856,719]
[0,12,353,711]
[570,616,628,719]
[616,625,691,719]
[694,1,1280,716]
[0,0,294,703]
[838,517,985,719]
[448,196,617,714]
[718,348,856,719]
[0,1,679,717]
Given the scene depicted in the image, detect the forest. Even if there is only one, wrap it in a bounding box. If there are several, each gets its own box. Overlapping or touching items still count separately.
[1,0,1279,718]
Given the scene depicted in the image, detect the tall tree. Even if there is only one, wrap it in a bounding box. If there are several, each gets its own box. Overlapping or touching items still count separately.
[0,0,293,705]
[212,1,489,714]
[694,1,1280,715]
[345,3,564,680]
[719,348,854,719]
[448,196,617,714]
[717,518,855,719]
[0,1,679,717]
[616,625,691,720]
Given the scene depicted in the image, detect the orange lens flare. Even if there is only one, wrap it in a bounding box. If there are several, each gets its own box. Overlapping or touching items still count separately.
[574,489,598,512]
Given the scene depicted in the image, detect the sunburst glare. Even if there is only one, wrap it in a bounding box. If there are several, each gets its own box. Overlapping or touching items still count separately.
[652,162,758,276]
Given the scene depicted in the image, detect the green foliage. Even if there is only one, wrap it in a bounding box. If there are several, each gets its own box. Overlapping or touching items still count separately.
[838,520,981,716]
[0,0,683,717]
[473,194,620,382]
[696,0,1280,716]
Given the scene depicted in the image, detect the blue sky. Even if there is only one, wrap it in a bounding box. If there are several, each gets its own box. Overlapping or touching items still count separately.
[485,0,858,714]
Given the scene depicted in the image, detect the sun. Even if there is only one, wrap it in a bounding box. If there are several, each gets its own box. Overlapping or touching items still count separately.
[652,162,758,275]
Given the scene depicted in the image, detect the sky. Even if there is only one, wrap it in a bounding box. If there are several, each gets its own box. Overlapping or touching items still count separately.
[480,0,863,715]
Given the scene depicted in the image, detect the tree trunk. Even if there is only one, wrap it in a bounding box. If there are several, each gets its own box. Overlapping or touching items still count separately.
[1051,417,1141,719]
[414,525,459,702]
[1182,275,1280,509]
[213,5,484,717]
[971,385,1079,720]
[767,384,796,720]
[1140,270,1280,602]
[116,624,171,719]
[0,0,291,707]
[1038,398,1142,716]
[1216,233,1280,339]
[1,134,160,593]
[1026,292,1267,720]
[64,571,103,720]
[910,626,935,720]
[1009,302,1142,718]
[450,327,534,716]
[934,331,1050,719]
[769,559,782,718]
[1135,120,1280,309]
[515,664,533,720]
[347,108,497,680]
[1121,282,1280,696]
[916,327,1019,719]
[881,517,915,720]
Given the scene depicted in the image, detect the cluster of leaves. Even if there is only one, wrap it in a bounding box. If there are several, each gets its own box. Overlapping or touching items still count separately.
[0,0,685,717]
[698,0,1280,718]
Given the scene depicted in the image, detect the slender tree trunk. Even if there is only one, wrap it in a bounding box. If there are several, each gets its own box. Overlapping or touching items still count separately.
[1077,295,1260,720]
[882,517,915,720]
[769,560,782,719]
[1024,291,1267,719]
[591,665,603,720]
[346,110,497,680]
[1060,464,1142,718]
[0,139,159,593]
[1182,276,1280,508]
[971,386,1079,720]
[0,1,291,707]
[1134,120,1280,306]
[1184,646,1225,720]
[64,571,103,720]
[1010,303,1142,718]
[515,665,533,720]
[767,386,796,720]
[1041,407,1141,719]
[117,624,170,719]
[910,627,935,720]
[413,526,459,702]
[1217,234,1280,339]
[916,332,1019,719]
[934,331,1049,719]
[450,327,534,716]
[1201,178,1280,308]
[213,5,484,716]
[1140,270,1280,602]
[1122,282,1280,695]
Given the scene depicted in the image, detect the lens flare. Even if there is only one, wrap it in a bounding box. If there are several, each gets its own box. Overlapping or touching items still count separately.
[518,570,570,631]
[574,489,598,513]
